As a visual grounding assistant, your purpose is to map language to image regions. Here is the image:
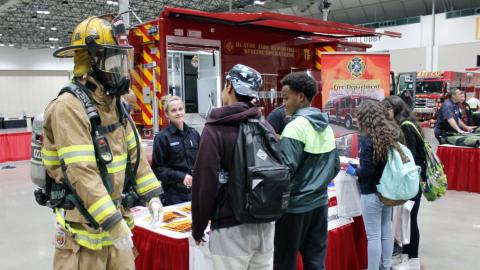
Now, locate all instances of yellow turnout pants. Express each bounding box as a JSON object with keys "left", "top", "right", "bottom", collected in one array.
[{"left": 53, "top": 228, "right": 136, "bottom": 270}]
